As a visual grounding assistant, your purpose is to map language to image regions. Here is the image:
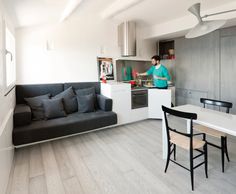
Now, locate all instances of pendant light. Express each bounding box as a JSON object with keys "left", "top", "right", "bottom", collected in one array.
[{"left": 185, "top": 3, "right": 236, "bottom": 39}]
